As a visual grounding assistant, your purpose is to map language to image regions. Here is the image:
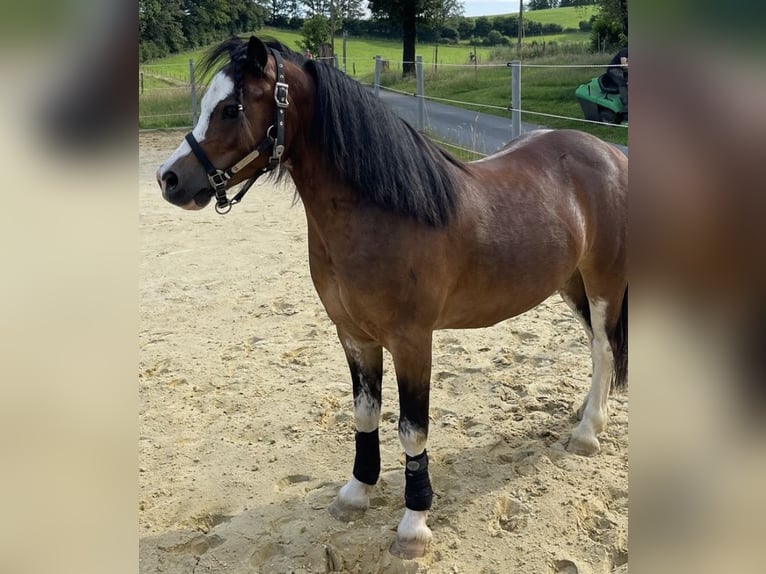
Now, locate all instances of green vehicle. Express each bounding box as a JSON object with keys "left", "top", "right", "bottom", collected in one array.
[{"left": 575, "top": 73, "right": 627, "bottom": 125}]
